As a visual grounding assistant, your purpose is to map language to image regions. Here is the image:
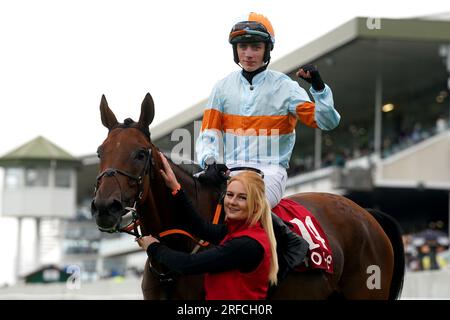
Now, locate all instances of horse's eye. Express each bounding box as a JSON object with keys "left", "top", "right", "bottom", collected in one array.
[{"left": 135, "top": 150, "right": 146, "bottom": 161}]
